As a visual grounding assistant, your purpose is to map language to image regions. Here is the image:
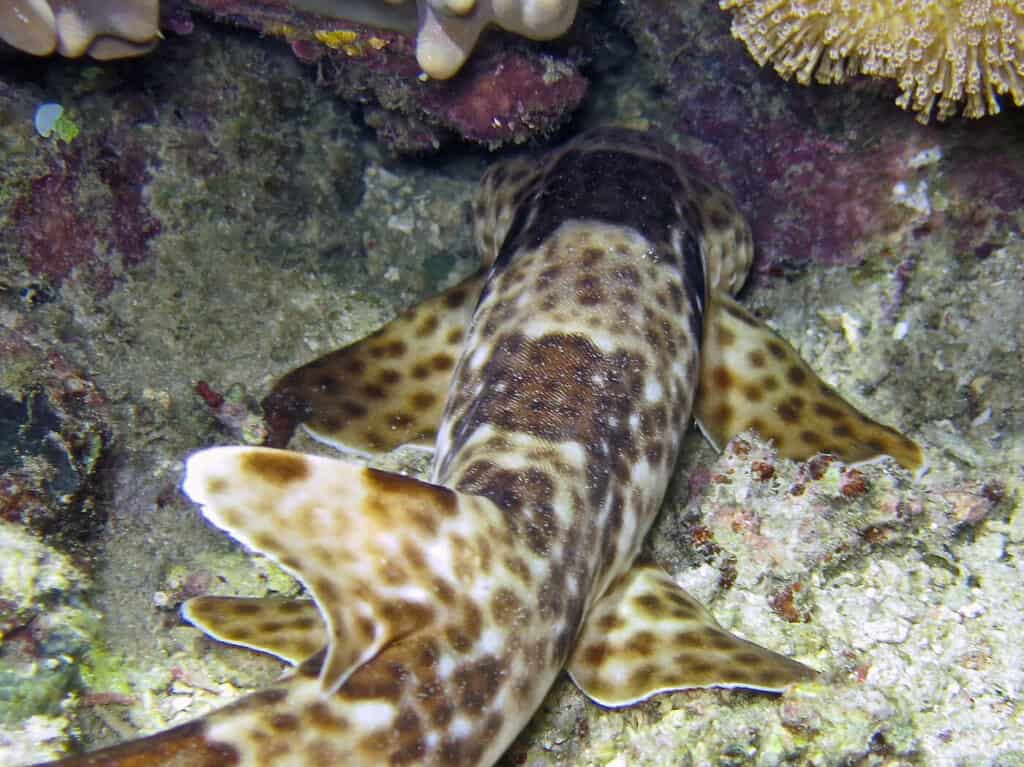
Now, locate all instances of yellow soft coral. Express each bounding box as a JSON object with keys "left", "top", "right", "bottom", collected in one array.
[{"left": 720, "top": 0, "right": 1024, "bottom": 121}]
